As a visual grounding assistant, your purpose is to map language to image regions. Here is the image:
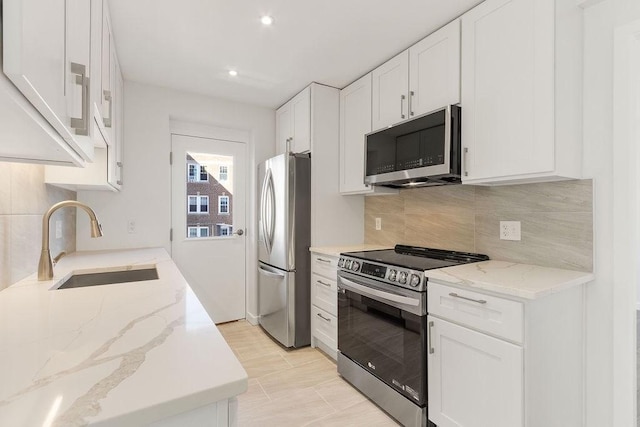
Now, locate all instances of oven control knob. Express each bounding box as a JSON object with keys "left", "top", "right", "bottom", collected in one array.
[
  {"left": 388, "top": 269, "right": 397, "bottom": 281},
  {"left": 410, "top": 274, "right": 421, "bottom": 287},
  {"left": 338, "top": 258, "right": 344, "bottom": 268},
  {"left": 398, "top": 271, "right": 407, "bottom": 284},
  {"left": 351, "top": 261, "right": 360, "bottom": 272}
]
